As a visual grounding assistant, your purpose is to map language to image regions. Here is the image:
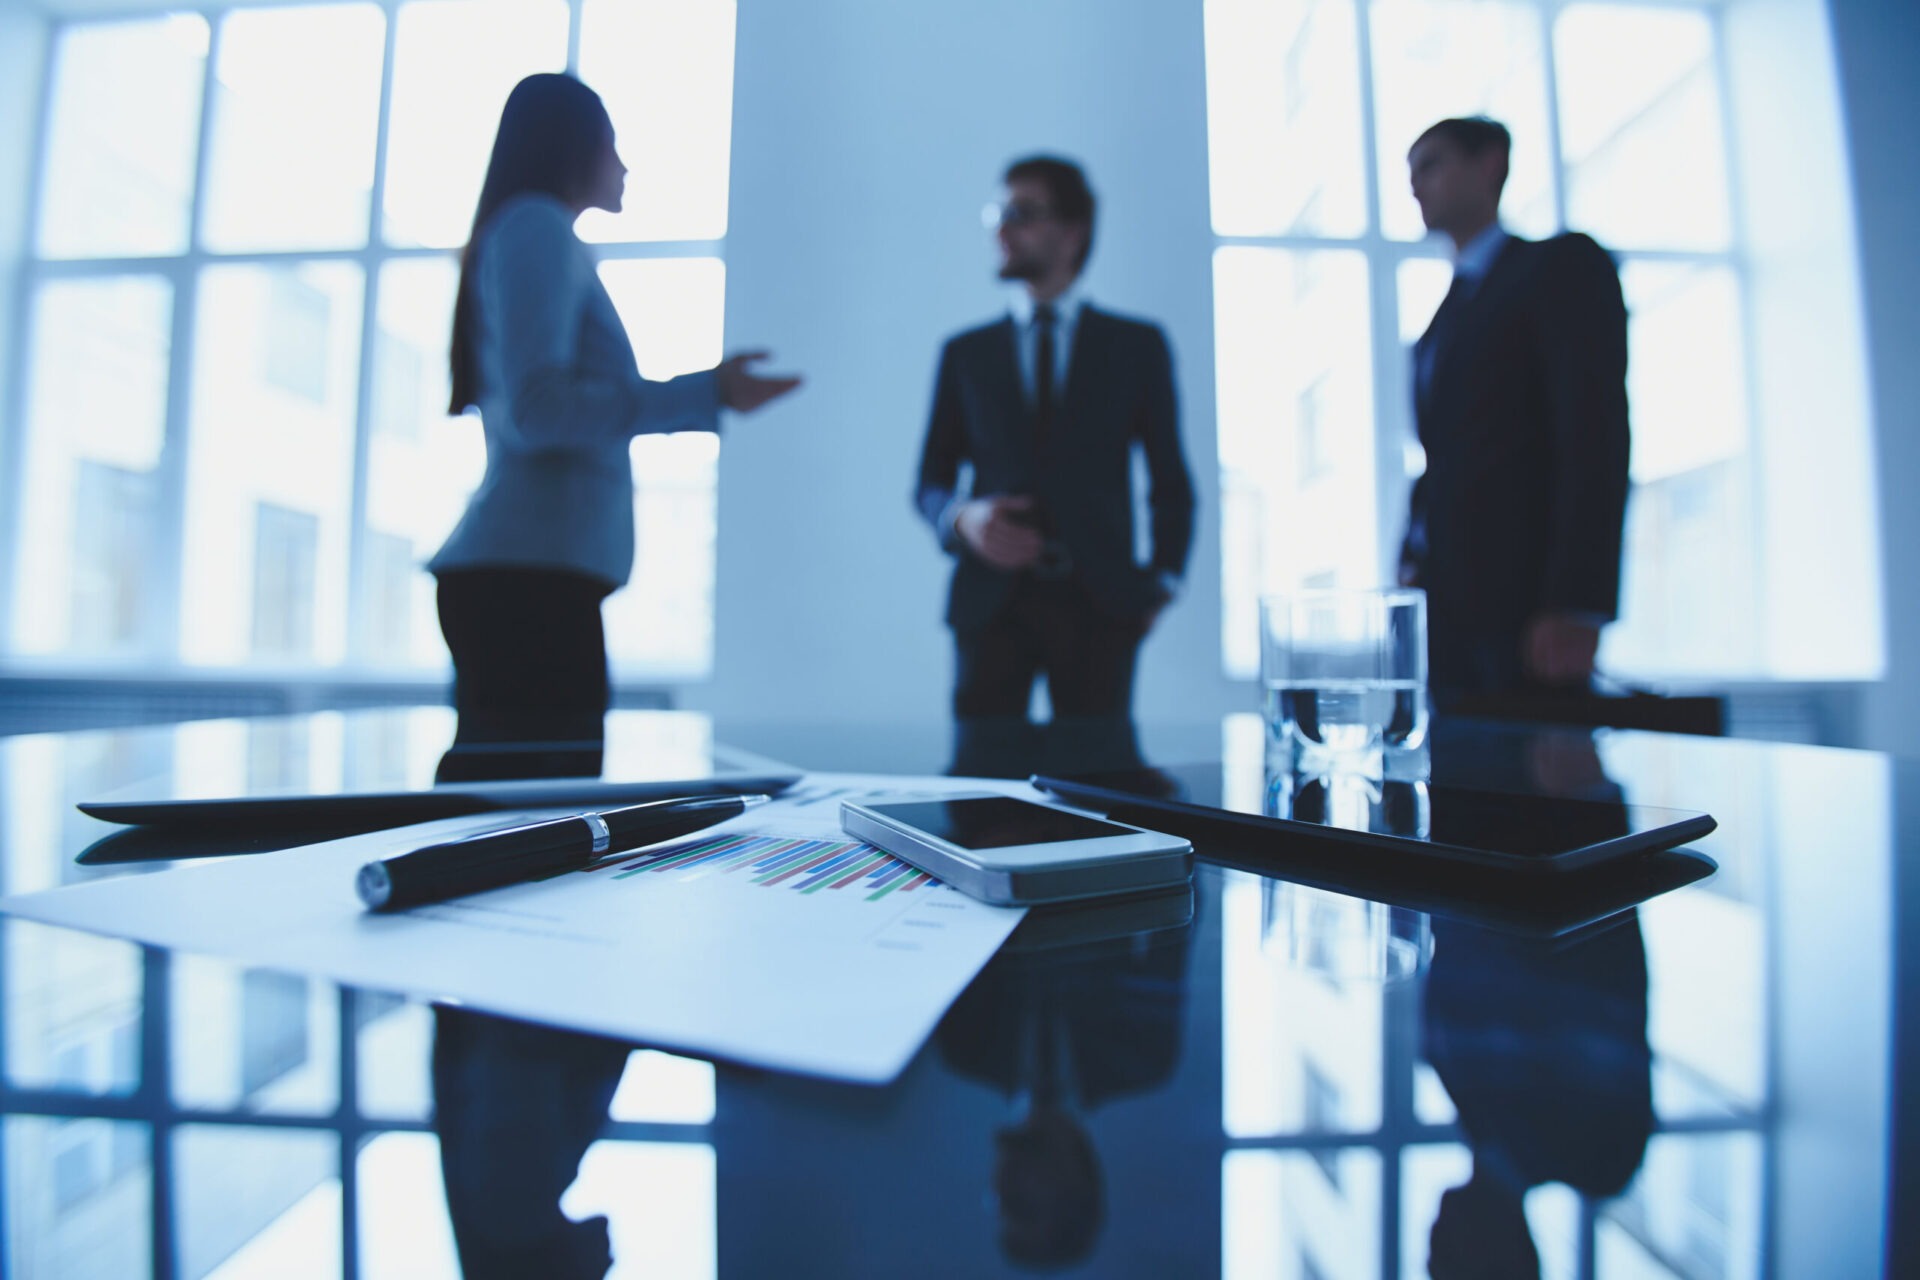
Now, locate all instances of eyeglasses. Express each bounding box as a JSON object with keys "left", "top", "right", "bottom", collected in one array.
[{"left": 981, "top": 200, "right": 1056, "bottom": 231}]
